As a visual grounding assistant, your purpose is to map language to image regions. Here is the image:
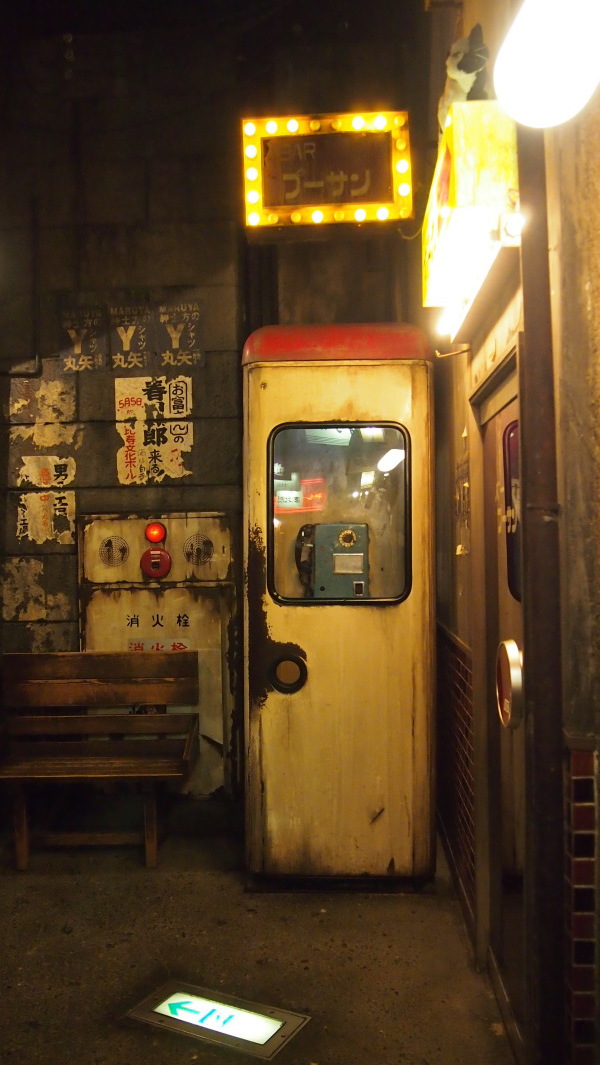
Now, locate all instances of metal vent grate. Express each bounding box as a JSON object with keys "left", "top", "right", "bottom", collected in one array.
[
  {"left": 183, "top": 533, "right": 214, "bottom": 566},
  {"left": 99, "top": 536, "right": 129, "bottom": 566}
]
